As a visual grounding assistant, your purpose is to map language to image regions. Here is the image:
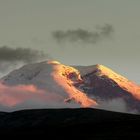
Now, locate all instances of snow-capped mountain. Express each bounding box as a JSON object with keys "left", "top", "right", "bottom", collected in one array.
[
  {"left": 1, "top": 60, "right": 140, "bottom": 113},
  {"left": 0, "top": 60, "right": 96, "bottom": 111}
]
